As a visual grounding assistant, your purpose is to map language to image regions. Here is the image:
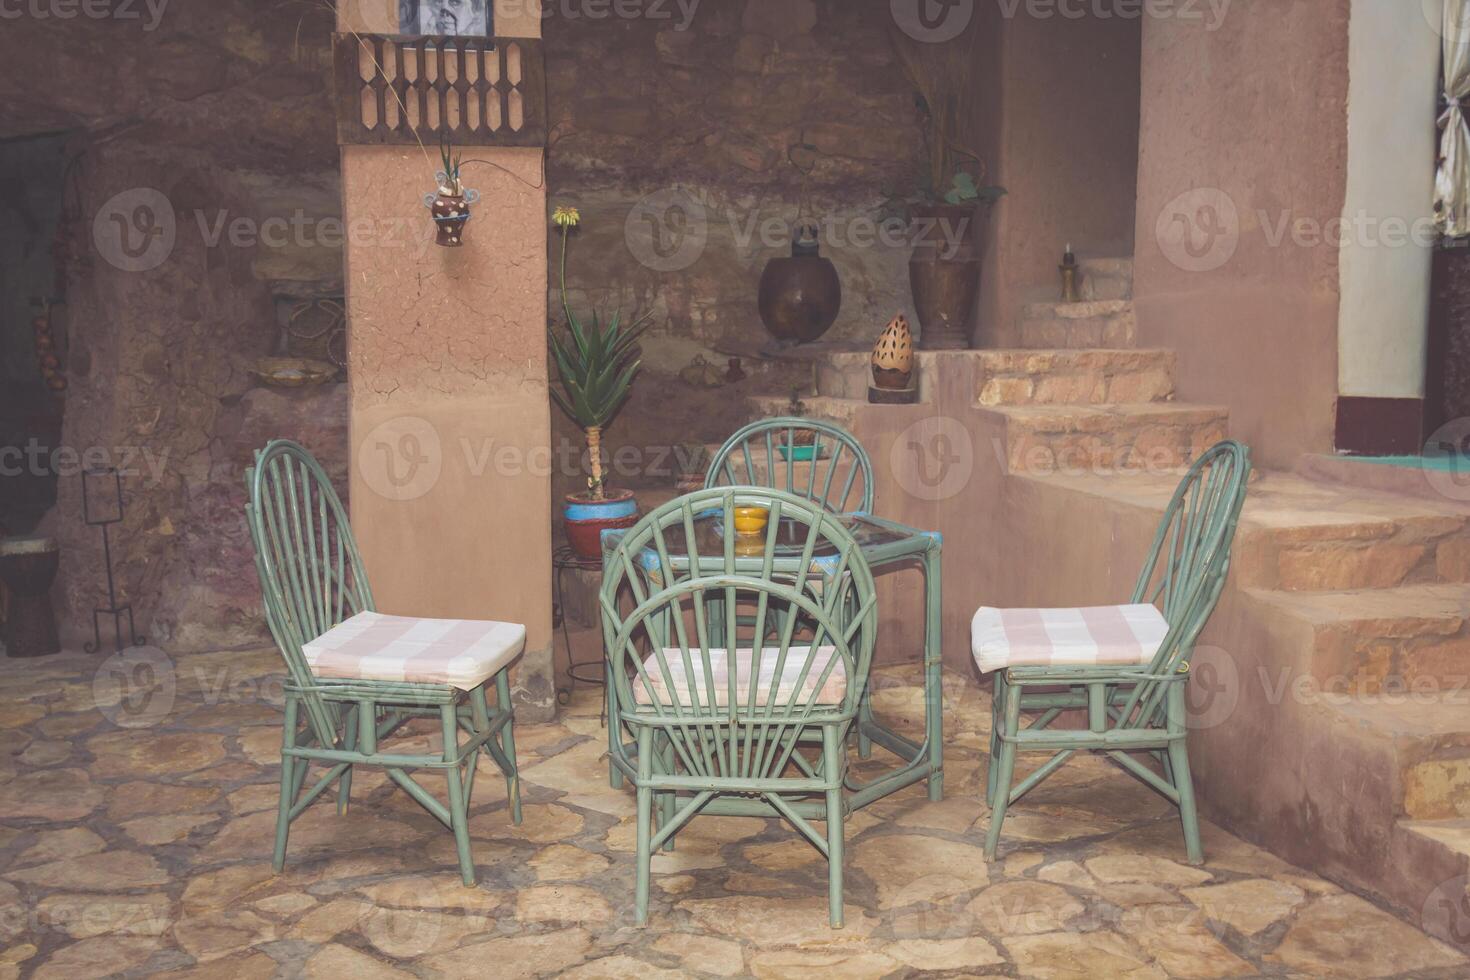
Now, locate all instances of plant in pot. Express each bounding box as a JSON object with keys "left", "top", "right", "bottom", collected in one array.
[
  {"left": 778, "top": 387, "right": 826, "bottom": 461},
  {"left": 549, "top": 205, "right": 652, "bottom": 559},
  {"left": 887, "top": 49, "right": 1005, "bottom": 350},
  {"left": 424, "top": 134, "right": 480, "bottom": 248}
]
